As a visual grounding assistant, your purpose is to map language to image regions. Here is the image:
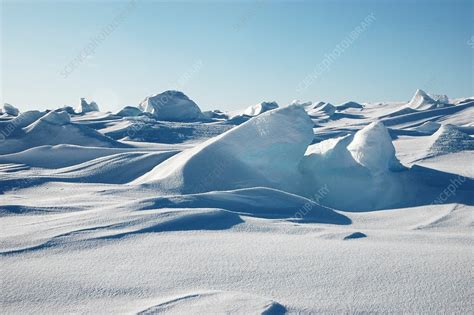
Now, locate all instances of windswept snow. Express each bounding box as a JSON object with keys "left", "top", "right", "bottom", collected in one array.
[
  {"left": 133, "top": 105, "right": 314, "bottom": 194},
  {"left": 1, "top": 90, "right": 473, "bottom": 313}
]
